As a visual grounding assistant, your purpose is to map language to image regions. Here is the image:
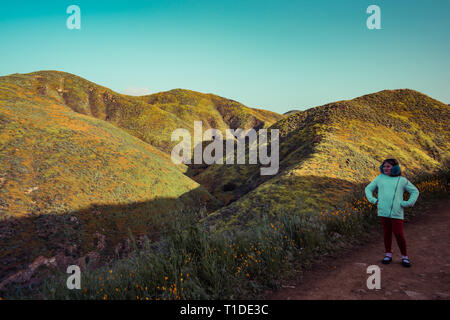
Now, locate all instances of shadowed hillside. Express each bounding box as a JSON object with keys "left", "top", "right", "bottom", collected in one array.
[
  {"left": 199, "top": 89, "right": 450, "bottom": 233},
  {"left": 0, "top": 190, "right": 211, "bottom": 287},
  {"left": 0, "top": 71, "right": 283, "bottom": 154}
]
